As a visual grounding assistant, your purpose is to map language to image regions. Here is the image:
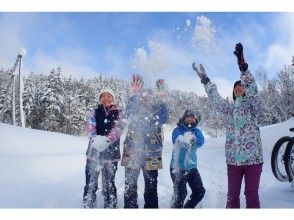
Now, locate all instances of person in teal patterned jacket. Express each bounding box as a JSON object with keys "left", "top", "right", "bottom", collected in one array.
[{"left": 192, "top": 43, "right": 263, "bottom": 208}]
